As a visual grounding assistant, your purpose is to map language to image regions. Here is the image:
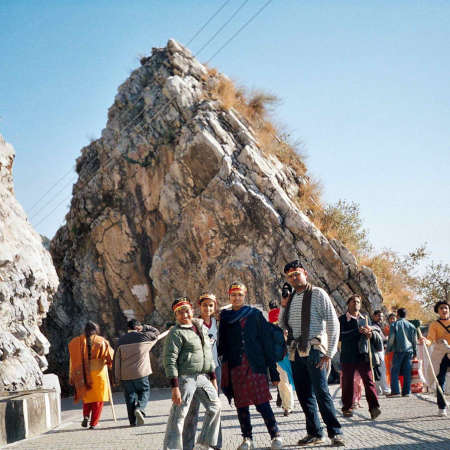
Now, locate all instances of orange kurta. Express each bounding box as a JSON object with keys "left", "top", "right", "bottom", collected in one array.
[
  {"left": 427, "top": 319, "right": 450, "bottom": 343},
  {"left": 68, "top": 334, "right": 114, "bottom": 403}
]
